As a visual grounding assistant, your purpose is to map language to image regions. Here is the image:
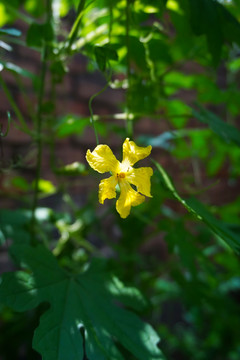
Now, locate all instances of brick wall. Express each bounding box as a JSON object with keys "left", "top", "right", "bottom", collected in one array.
[{"left": 0, "top": 17, "right": 239, "bottom": 214}]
